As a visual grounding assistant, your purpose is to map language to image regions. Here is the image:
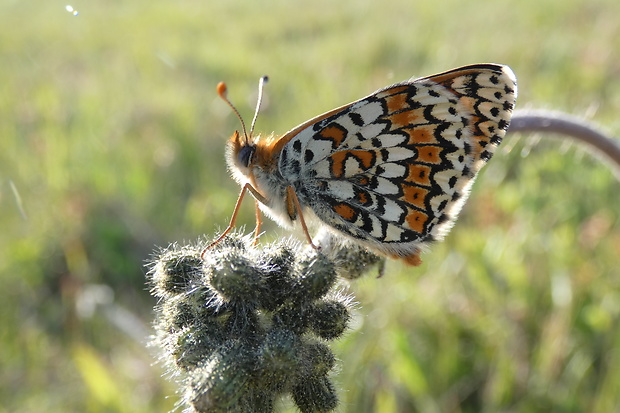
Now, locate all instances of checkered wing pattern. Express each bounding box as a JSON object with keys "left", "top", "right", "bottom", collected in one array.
[{"left": 279, "top": 64, "right": 517, "bottom": 260}]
